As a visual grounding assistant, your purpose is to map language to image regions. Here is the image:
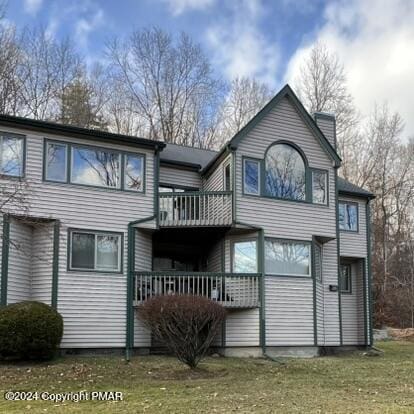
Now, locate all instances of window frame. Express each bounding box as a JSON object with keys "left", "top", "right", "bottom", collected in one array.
[
  {"left": 338, "top": 200, "right": 359, "bottom": 232},
  {"left": 223, "top": 161, "right": 232, "bottom": 191},
  {"left": 242, "top": 156, "right": 261, "bottom": 196},
  {"left": 0, "top": 132, "right": 26, "bottom": 178},
  {"left": 340, "top": 264, "right": 352, "bottom": 294},
  {"left": 68, "top": 228, "right": 123, "bottom": 273},
  {"left": 264, "top": 237, "right": 312, "bottom": 278},
  {"left": 311, "top": 168, "right": 329, "bottom": 206},
  {"left": 231, "top": 238, "right": 258, "bottom": 274},
  {"left": 43, "top": 139, "right": 146, "bottom": 193},
  {"left": 44, "top": 141, "right": 68, "bottom": 183}
]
